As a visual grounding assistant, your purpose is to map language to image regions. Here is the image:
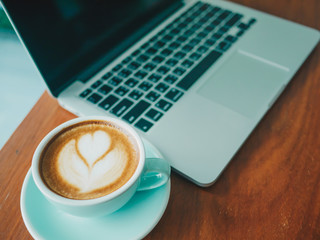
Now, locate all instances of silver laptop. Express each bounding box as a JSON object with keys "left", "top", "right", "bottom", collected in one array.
[{"left": 2, "top": 0, "right": 319, "bottom": 186}]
